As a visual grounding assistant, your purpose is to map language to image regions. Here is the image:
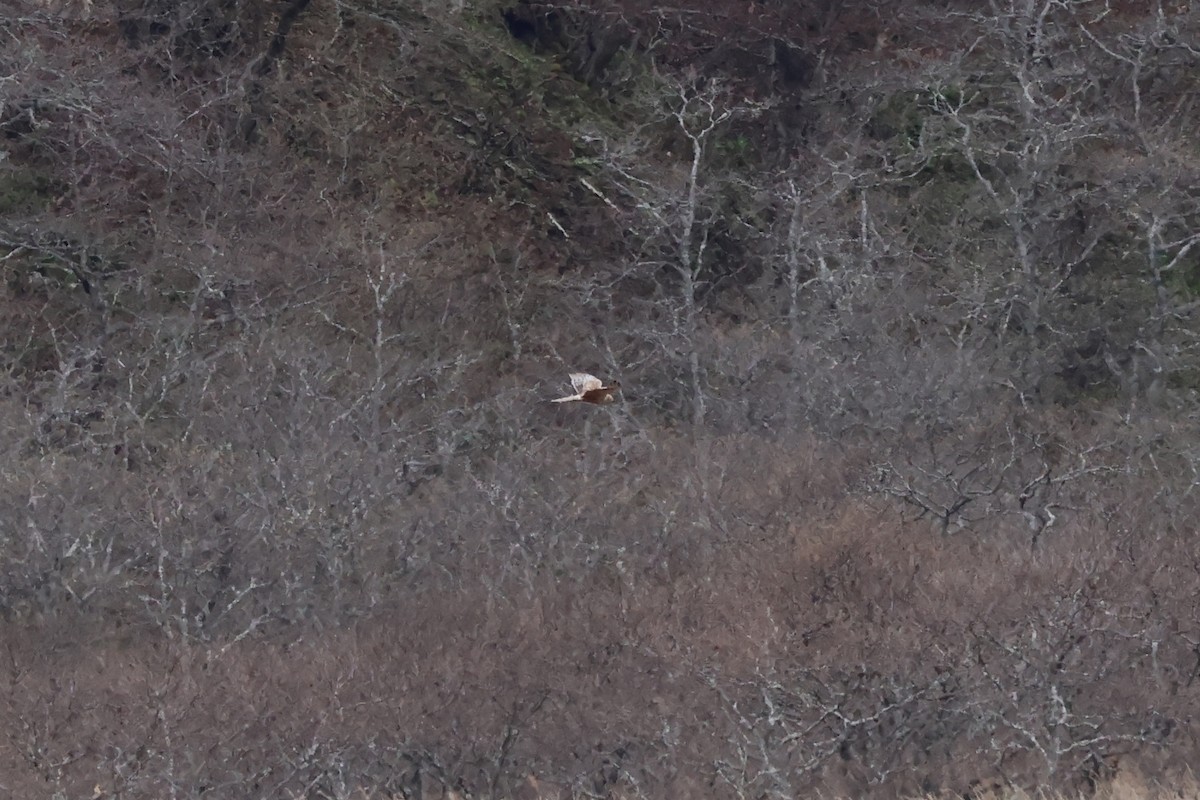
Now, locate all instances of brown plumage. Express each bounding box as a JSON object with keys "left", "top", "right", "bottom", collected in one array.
[{"left": 551, "top": 372, "right": 621, "bottom": 405}]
